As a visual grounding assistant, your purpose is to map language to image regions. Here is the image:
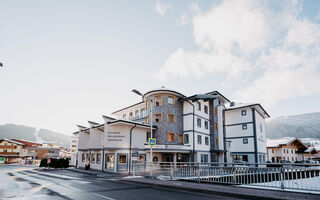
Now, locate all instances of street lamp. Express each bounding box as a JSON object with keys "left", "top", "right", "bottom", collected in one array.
[{"left": 132, "top": 89, "right": 153, "bottom": 174}]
